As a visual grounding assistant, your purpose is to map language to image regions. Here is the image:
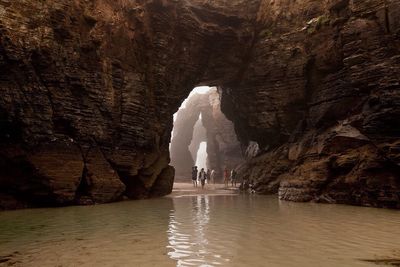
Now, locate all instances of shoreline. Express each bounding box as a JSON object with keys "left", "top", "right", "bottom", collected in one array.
[{"left": 167, "top": 182, "right": 239, "bottom": 198}]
